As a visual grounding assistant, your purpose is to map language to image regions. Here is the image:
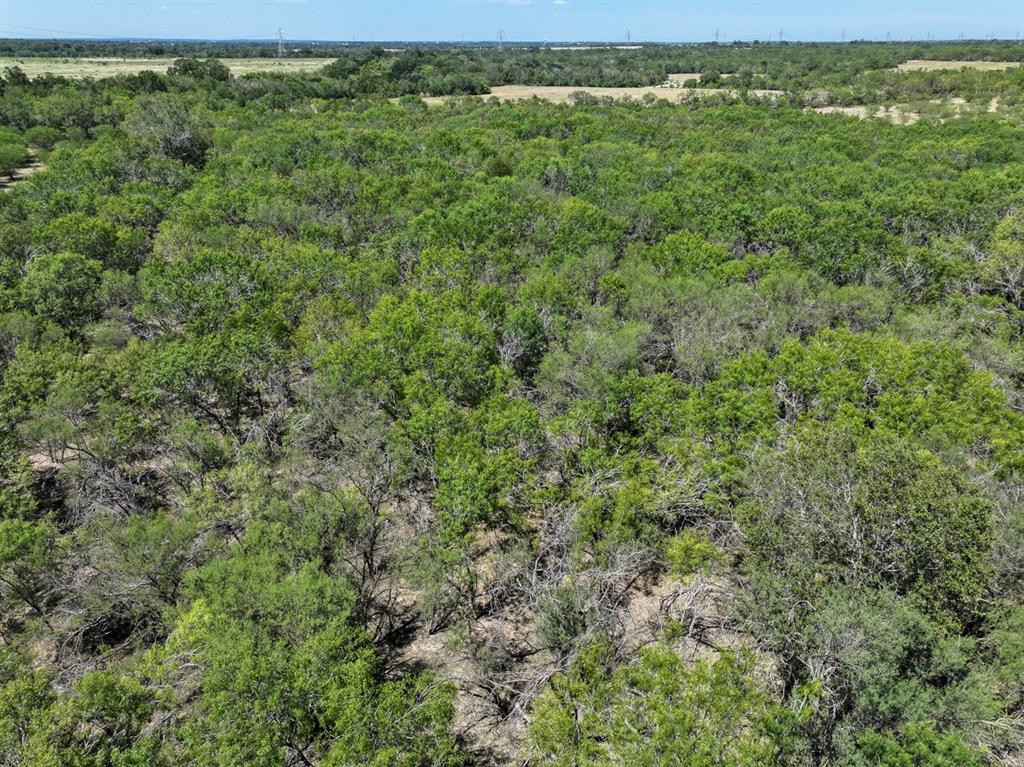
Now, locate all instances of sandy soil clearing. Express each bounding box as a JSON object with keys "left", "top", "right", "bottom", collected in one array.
[{"left": 810, "top": 104, "right": 920, "bottom": 125}]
